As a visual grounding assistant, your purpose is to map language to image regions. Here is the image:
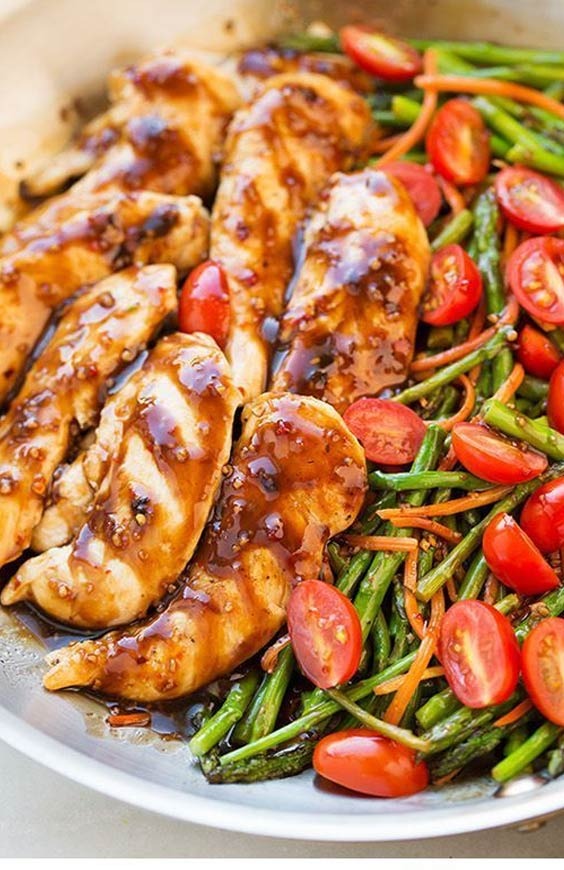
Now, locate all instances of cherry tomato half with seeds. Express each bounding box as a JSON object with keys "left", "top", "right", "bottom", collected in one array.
[
  {"left": 343, "top": 397, "right": 427, "bottom": 465},
  {"left": 495, "top": 166, "right": 564, "bottom": 235},
  {"left": 452, "top": 422, "right": 548, "bottom": 484},
  {"left": 521, "top": 476, "right": 564, "bottom": 554},
  {"left": 439, "top": 600, "right": 521, "bottom": 709},
  {"left": 522, "top": 617, "right": 564, "bottom": 726},
  {"left": 426, "top": 99, "right": 490, "bottom": 186},
  {"left": 483, "top": 512, "right": 560, "bottom": 597},
  {"left": 516, "top": 324, "right": 561, "bottom": 380},
  {"left": 313, "top": 729, "right": 429, "bottom": 798},
  {"left": 383, "top": 161, "right": 442, "bottom": 227},
  {"left": 340, "top": 26, "right": 422, "bottom": 82},
  {"left": 421, "top": 244, "right": 482, "bottom": 326},
  {"left": 548, "top": 360, "right": 564, "bottom": 434},
  {"left": 287, "top": 579, "right": 362, "bottom": 689},
  {"left": 178, "top": 259, "right": 230, "bottom": 347},
  {"left": 507, "top": 237, "right": 564, "bottom": 325}
]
